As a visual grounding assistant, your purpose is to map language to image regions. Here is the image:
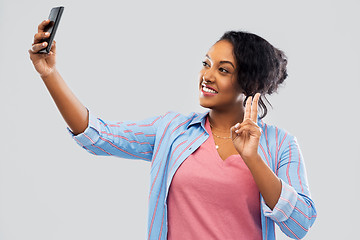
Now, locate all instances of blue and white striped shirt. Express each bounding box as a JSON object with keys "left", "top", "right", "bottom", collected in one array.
[{"left": 68, "top": 110, "right": 317, "bottom": 240}]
